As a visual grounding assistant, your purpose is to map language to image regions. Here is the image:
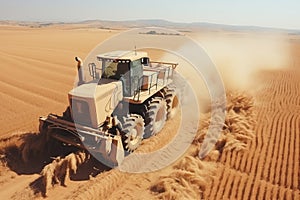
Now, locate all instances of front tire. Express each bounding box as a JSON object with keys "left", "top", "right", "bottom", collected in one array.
[
  {"left": 122, "top": 114, "right": 145, "bottom": 152},
  {"left": 144, "top": 97, "right": 167, "bottom": 138}
]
